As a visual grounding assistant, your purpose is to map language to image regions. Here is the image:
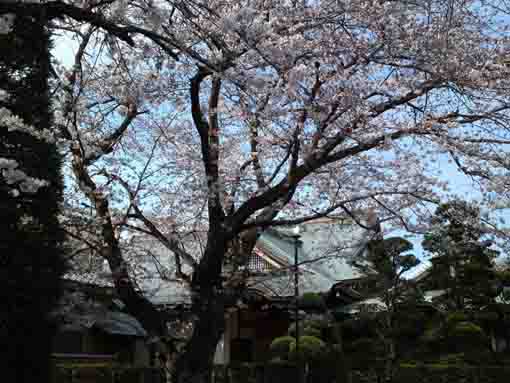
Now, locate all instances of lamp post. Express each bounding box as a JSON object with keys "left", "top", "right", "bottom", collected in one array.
[{"left": 291, "top": 226, "right": 302, "bottom": 383}]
